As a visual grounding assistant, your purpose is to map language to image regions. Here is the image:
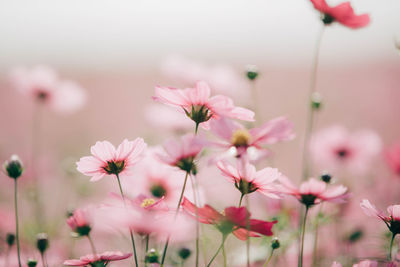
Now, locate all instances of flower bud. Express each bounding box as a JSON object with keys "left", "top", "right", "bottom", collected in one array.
[
  {"left": 320, "top": 172, "right": 332, "bottom": 184},
  {"left": 348, "top": 228, "right": 363, "bottom": 243},
  {"left": 27, "top": 259, "right": 38, "bottom": 267},
  {"left": 321, "top": 13, "right": 335, "bottom": 25},
  {"left": 6, "top": 232, "right": 15, "bottom": 247},
  {"left": 311, "top": 92, "right": 322, "bottom": 110},
  {"left": 246, "top": 65, "right": 259, "bottom": 81},
  {"left": 36, "top": 233, "right": 49, "bottom": 254},
  {"left": 145, "top": 248, "right": 159, "bottom": 264},
  {"left": 3, "top": 155, "right": 23, "bottom": 179},
  {"left": 271, "top": 237, "right": 280, "bottom": 250},
  {"left": 178, "top": 247, "right": 191, "bottom": 260}
]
